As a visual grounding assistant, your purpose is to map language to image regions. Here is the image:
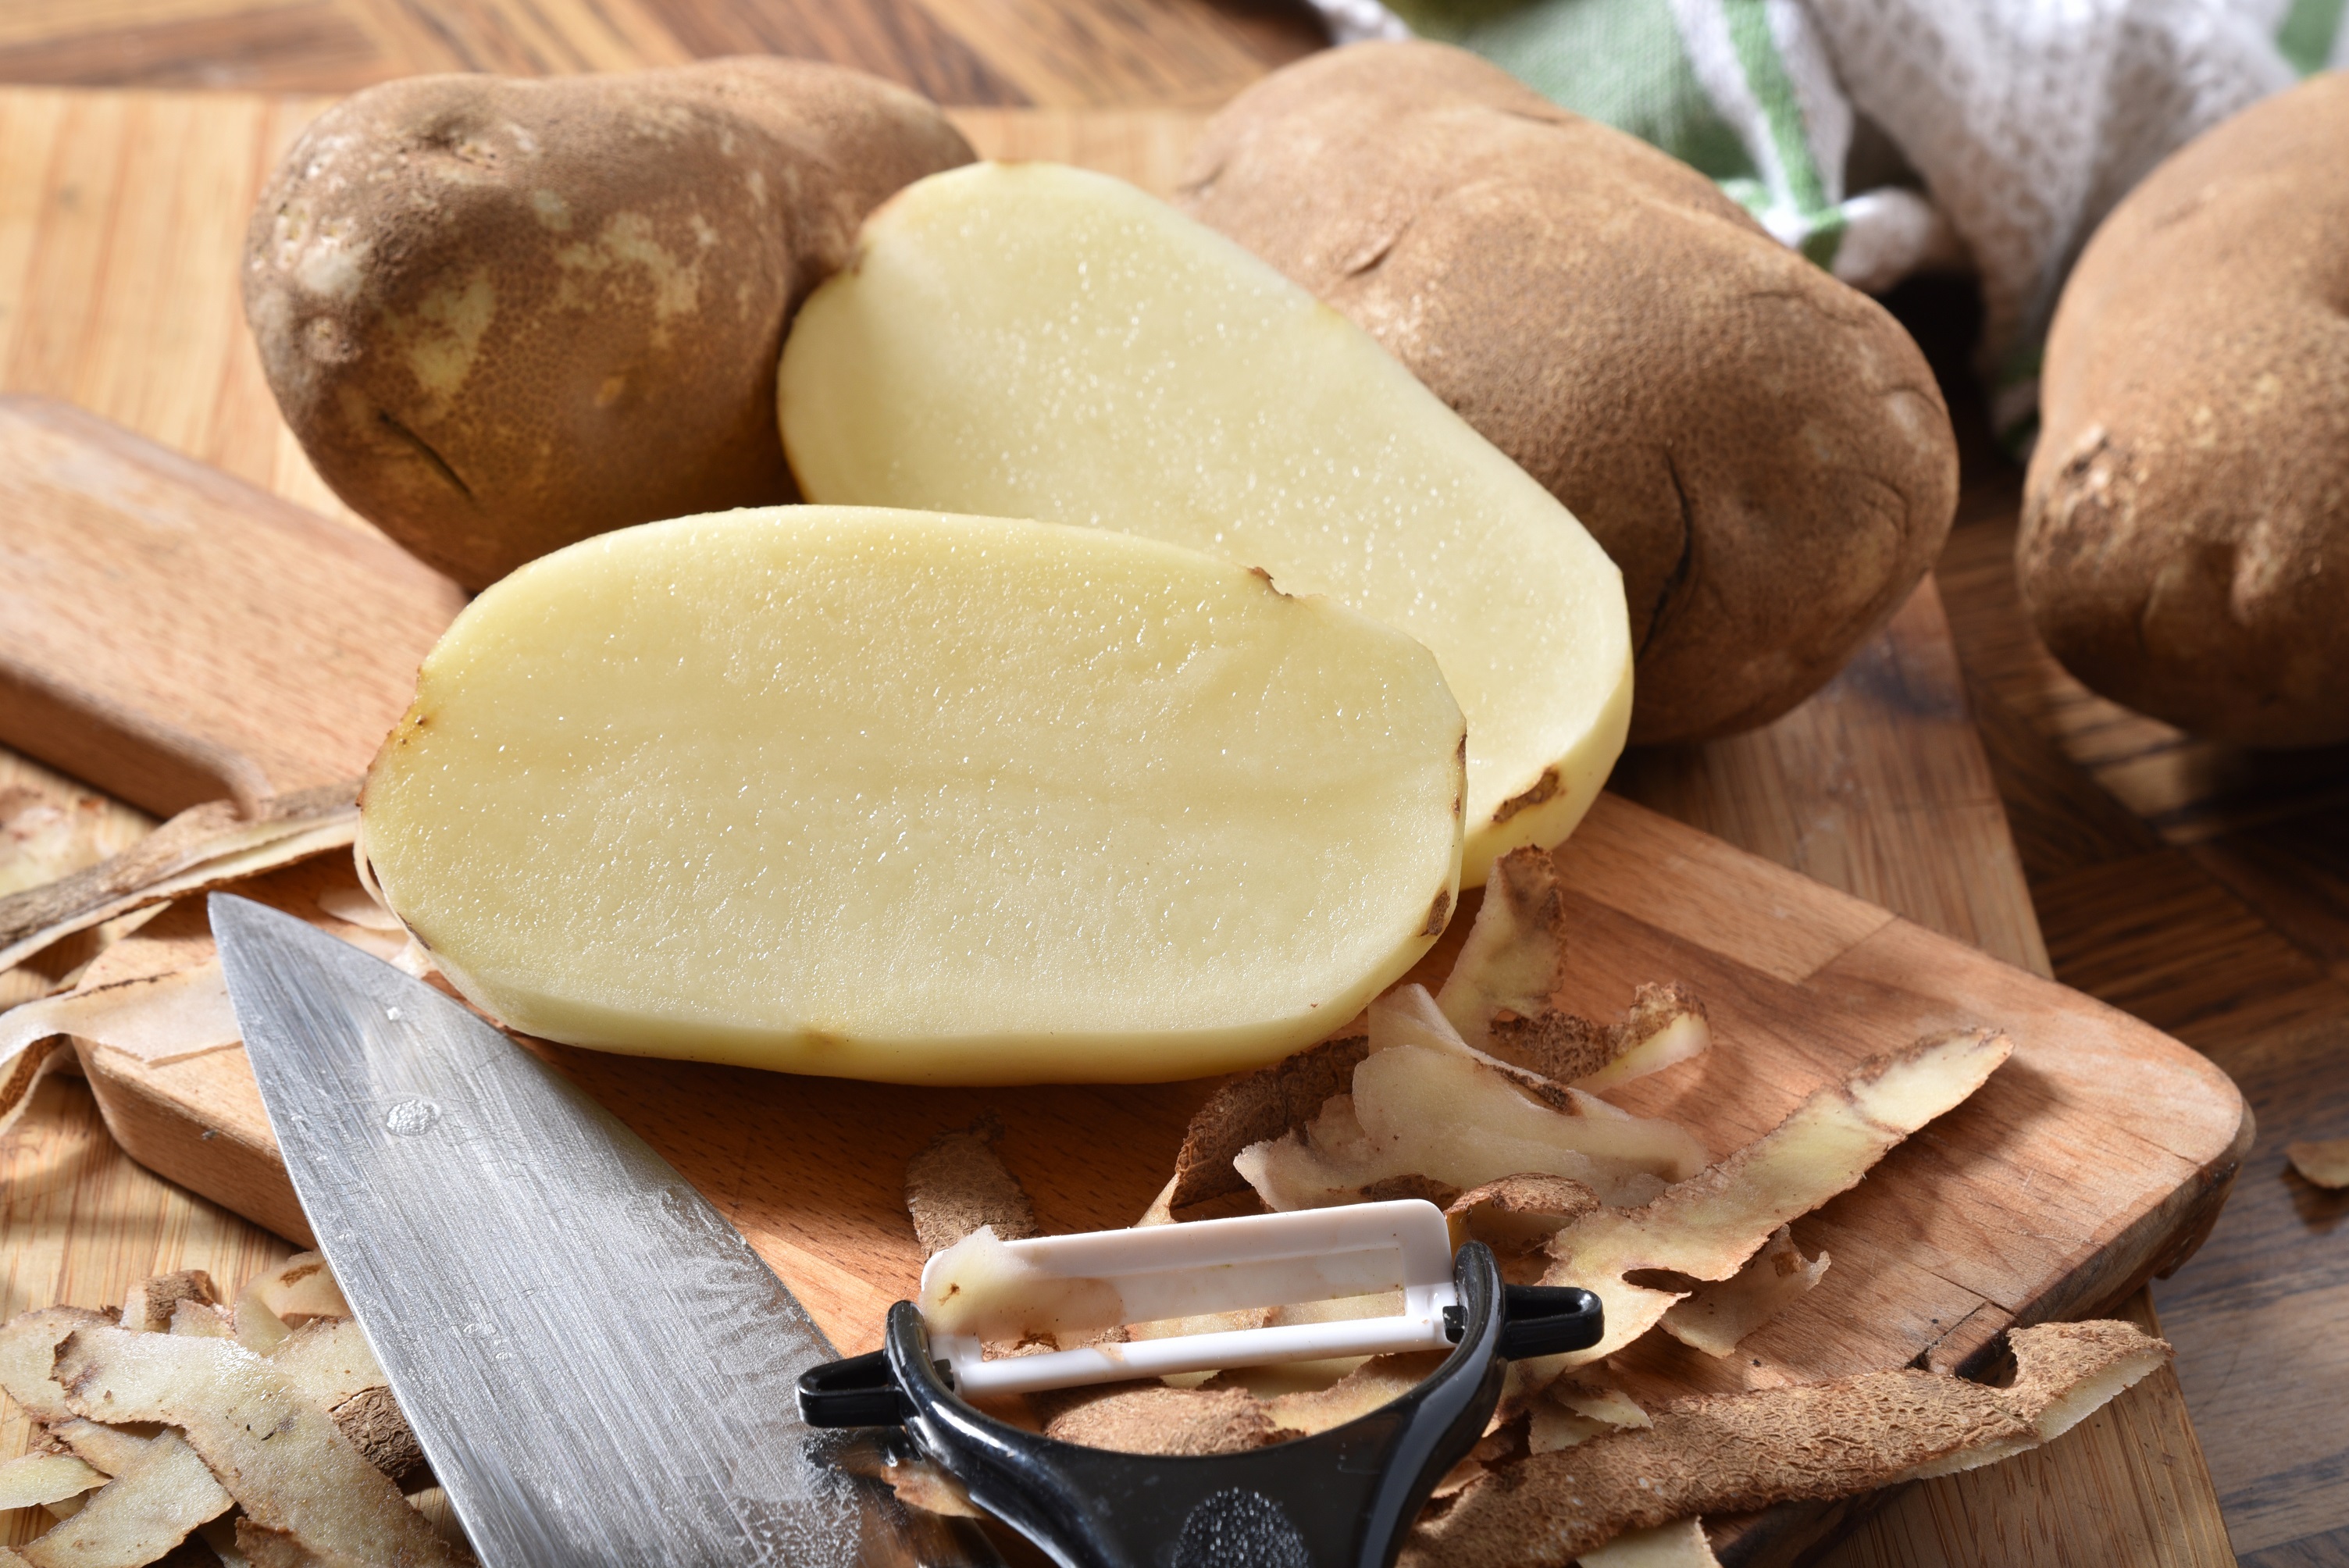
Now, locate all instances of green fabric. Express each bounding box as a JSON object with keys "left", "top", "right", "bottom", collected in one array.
[
  {"left": 1720, "top": 0, "right": 1842, "bottom": 268},
  {"left": 1392, "top": 0, "right": 1857, "bottom": 268},
  {"left": 1382, "top": 0, "right": 2313, "bottom": 454},
  {"left": 1794, "top": 208, "right": 1846, "bottom": 269},
  {"left": 1385, "top": 0, "right": 1756, "bottom": 180},
  {"left": 1723, "top": 0, "right": 1820, "bottom": 208},
  {"left": 2277, "top": 0, "right": 2347, "bottom": 74}
]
